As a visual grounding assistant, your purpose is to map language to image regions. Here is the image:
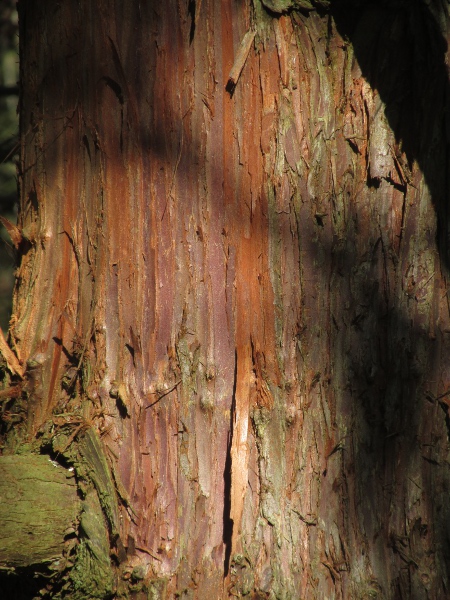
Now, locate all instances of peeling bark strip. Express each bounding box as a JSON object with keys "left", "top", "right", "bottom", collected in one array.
[
  {"left": 229, "top": 343, "right": 252, "bottom": 555},
  {"left": 226, "top": 29, "right": 256, "bottom": 94},
  {"left": 7, "top": 0, "right": 450, "bottom": 597},
  {"left": 0, "top": 216, "right": 23, "bottom": 249},
  {"left": 0, "top": 329, "right": 23, "bottom": 378}
]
